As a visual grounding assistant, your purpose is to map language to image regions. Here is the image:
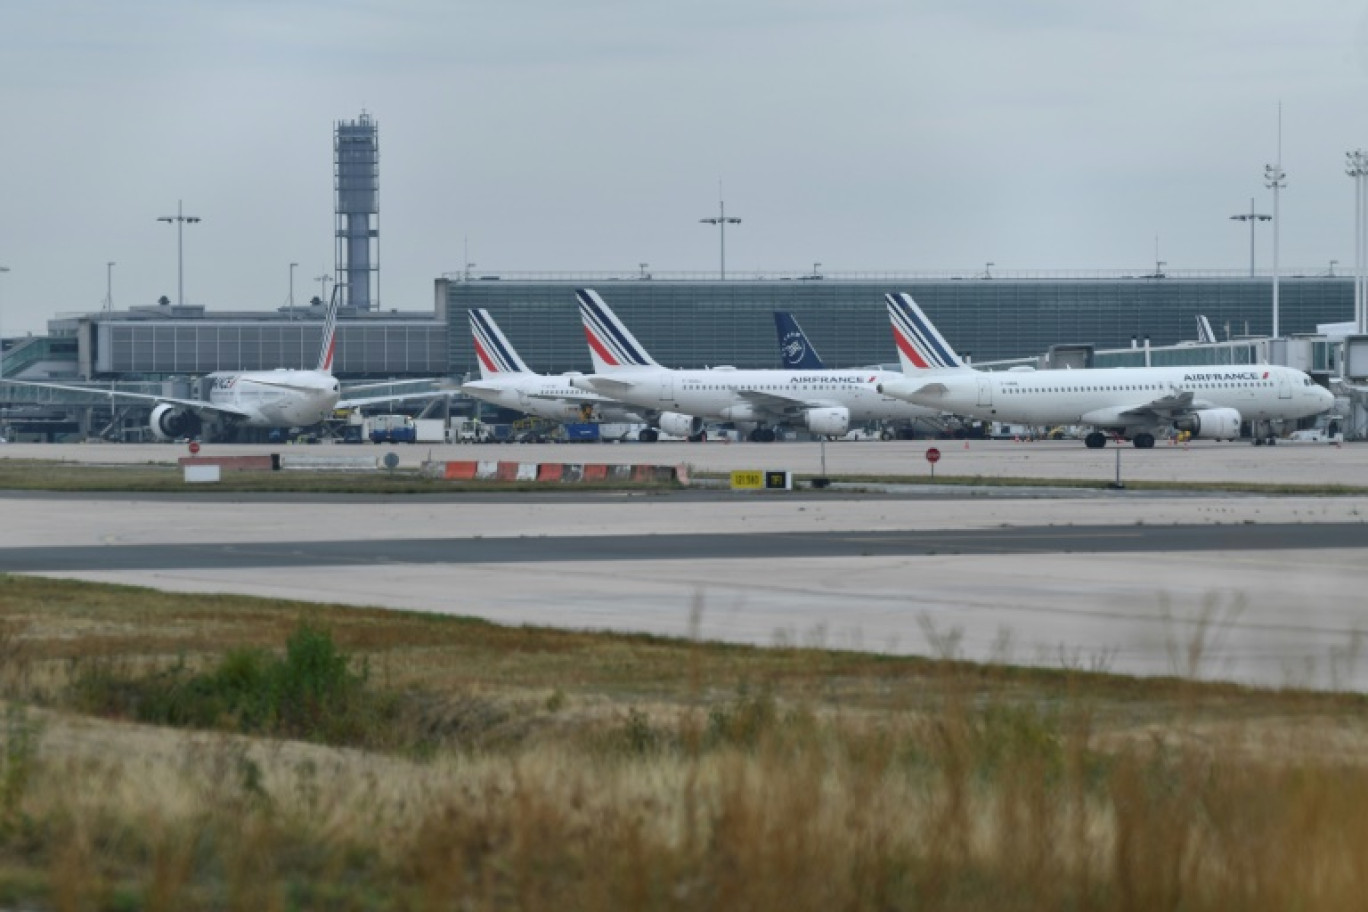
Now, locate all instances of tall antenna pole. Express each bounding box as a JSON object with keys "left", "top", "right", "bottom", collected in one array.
[
  {"left": 105, "top": 261, "right": 115, "bottom": 314},
  {"left": 1264, "top": 103, "right": 1286, "bottom": 339},
  {"left": 699, "top": 183, "right": 742, "bottom": 280}
]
